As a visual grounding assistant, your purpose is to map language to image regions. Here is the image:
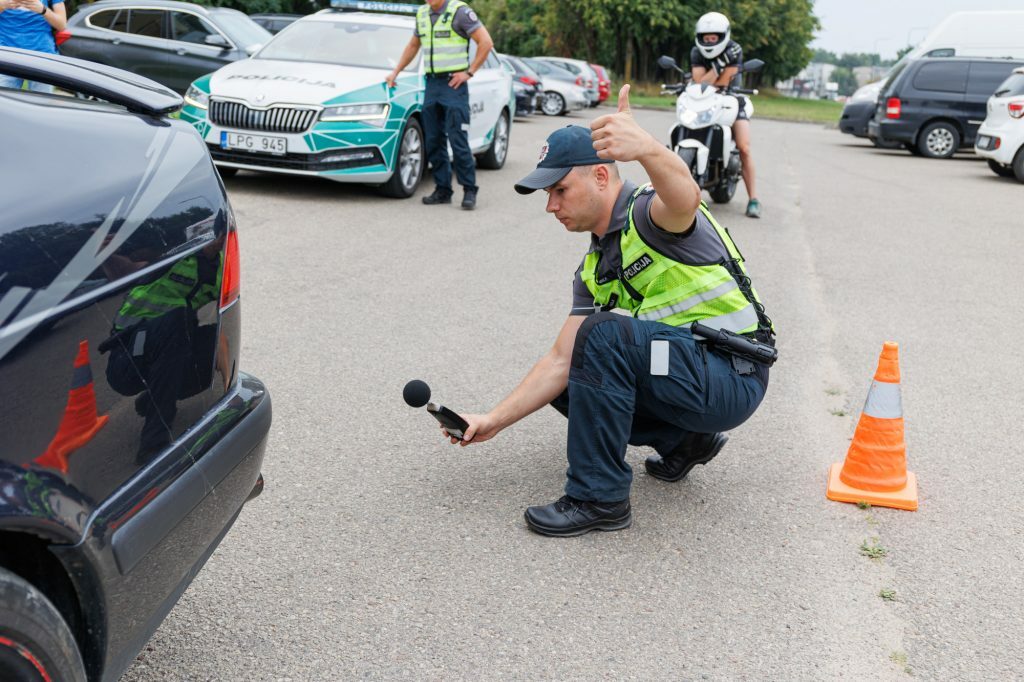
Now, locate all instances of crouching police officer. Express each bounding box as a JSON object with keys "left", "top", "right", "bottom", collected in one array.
[
  {"left": 444, "top": 86, "right": 774, "bottom": 536},
  {"left": 386, "top": 0, "right": 494, "bottom": 210}
]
